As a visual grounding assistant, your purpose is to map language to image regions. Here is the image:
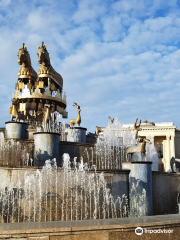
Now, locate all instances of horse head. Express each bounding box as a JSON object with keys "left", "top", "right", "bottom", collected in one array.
[
  {"left": 17, "top": 43, "right": 31, "bottom": 67},
  {"left": 37, "top": 41, "right": 50, "bottom": 65}
]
